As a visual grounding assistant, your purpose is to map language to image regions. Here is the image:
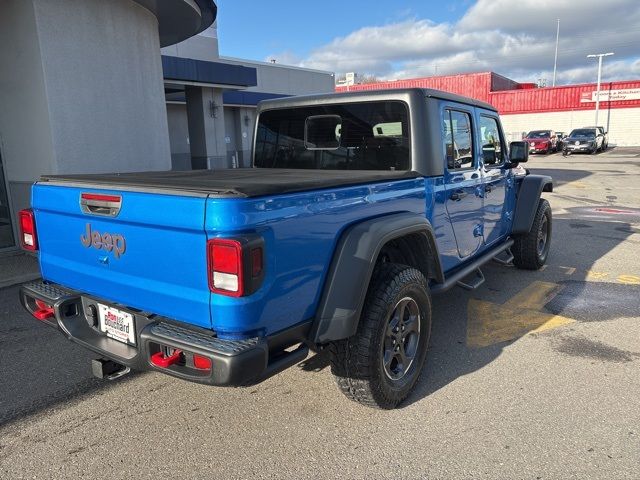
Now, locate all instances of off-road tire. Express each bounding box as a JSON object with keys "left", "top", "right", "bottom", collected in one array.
[
  {"left": 513, "top": 198, "right": 552, "bottom": 270},
  {"left": 328, "top": 263, "right": 431, "bottom": 409}
]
